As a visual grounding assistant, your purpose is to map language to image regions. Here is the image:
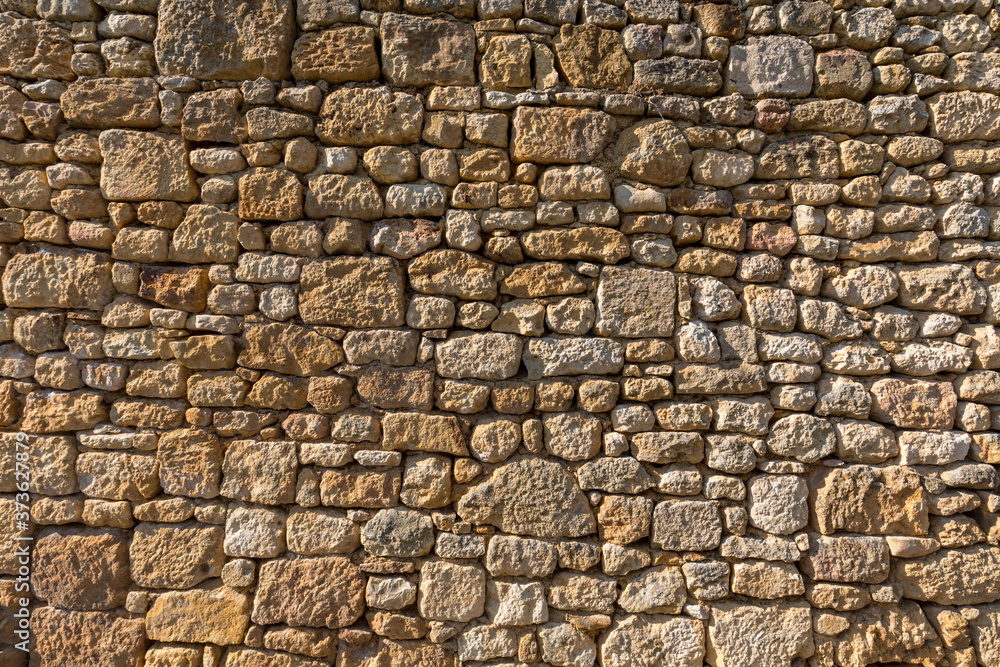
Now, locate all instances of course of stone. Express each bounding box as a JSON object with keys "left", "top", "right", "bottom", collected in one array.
[{"left": 2, "top": 0, "right": 1000, "bottom": 664}]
